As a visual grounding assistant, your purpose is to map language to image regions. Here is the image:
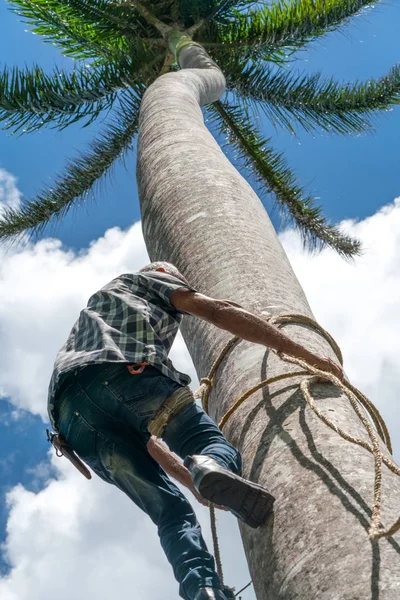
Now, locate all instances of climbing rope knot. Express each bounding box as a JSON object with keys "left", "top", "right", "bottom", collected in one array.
[{"left": 195, "top": 377, "right": 213, "bottom": 412}]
